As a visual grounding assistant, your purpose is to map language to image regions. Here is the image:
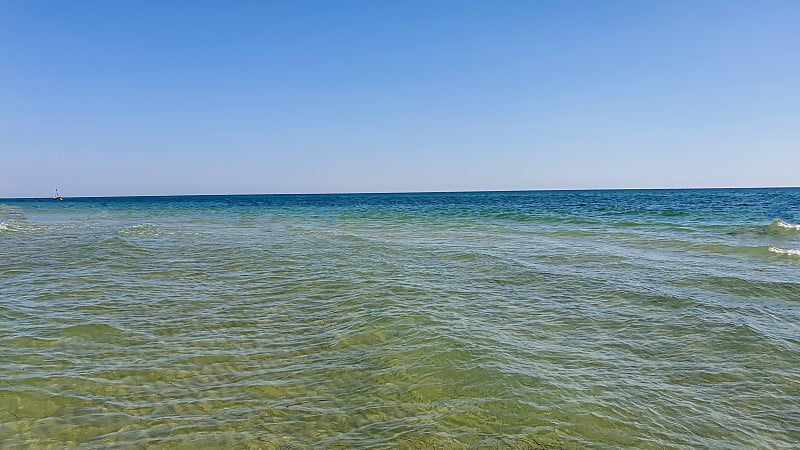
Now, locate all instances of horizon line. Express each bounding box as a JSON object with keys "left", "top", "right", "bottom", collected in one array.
[{"left": 3, "top": 185, "right": 799, "bottom": 201}]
